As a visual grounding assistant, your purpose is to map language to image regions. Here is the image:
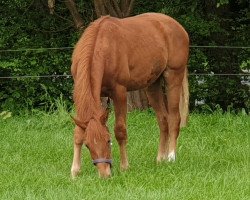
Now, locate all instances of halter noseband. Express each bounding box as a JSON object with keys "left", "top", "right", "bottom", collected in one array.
[{"left": 92, "top": 158, "right": 112, "bottom": 166}]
